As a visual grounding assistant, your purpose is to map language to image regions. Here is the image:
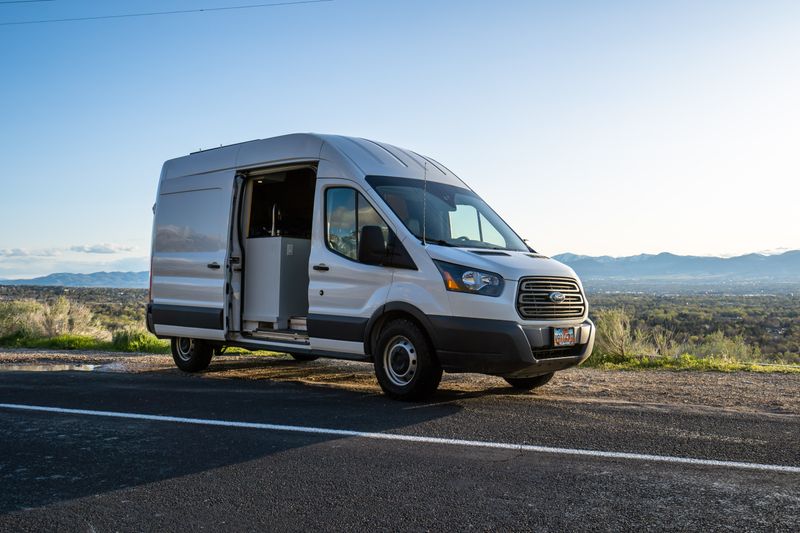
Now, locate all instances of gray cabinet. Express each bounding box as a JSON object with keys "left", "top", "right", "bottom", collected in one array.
[{"left": 243, "top": 237, "right": 310, "bottom": 330}]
